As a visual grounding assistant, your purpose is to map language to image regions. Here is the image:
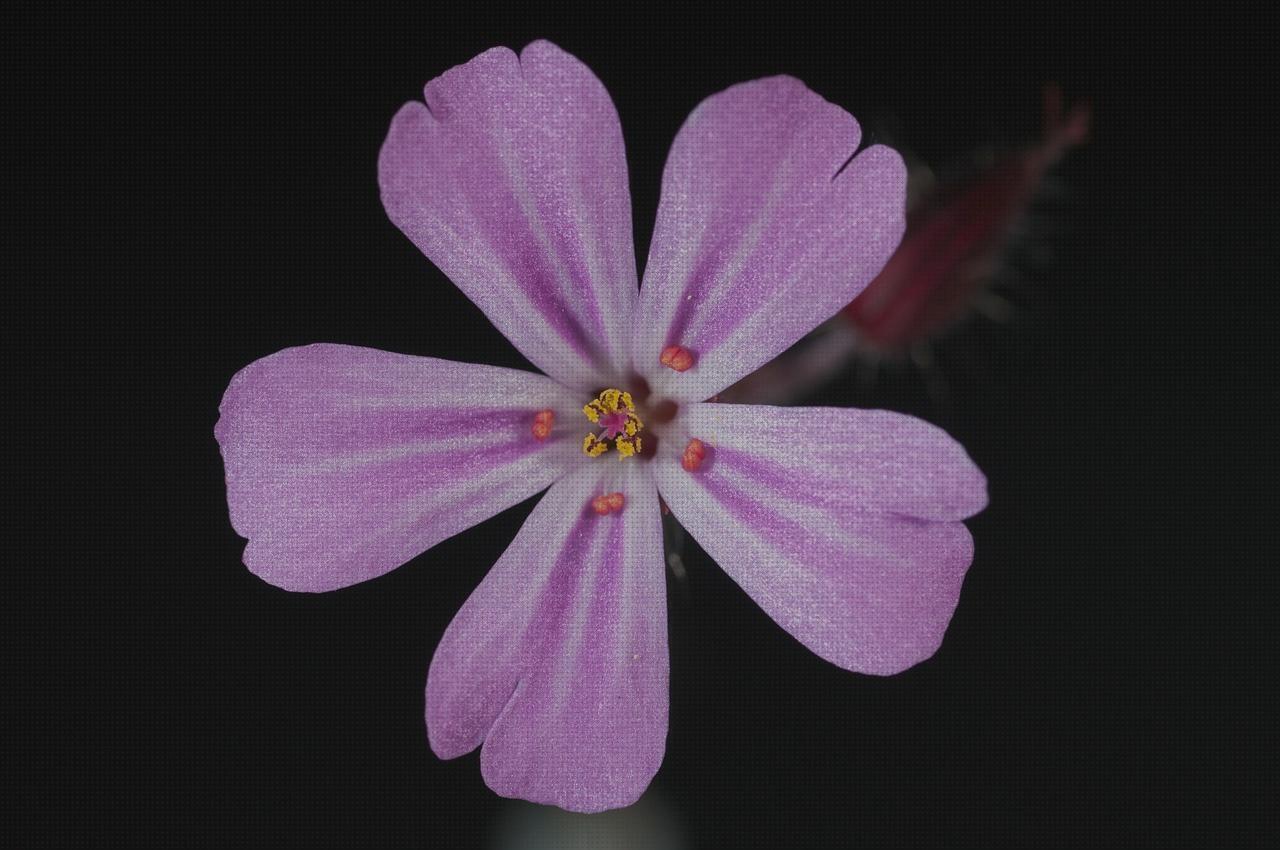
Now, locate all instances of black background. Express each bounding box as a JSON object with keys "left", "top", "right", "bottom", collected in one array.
[{"left": 24, "top": 4, "right": 1272, "bottom": 847}]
